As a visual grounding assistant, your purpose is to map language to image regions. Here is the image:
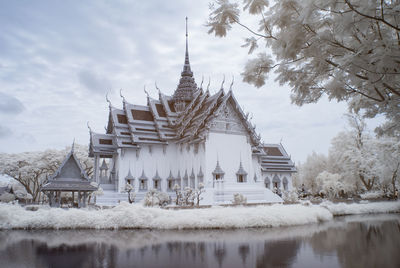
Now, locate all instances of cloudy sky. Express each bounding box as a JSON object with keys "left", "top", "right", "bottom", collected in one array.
[{"left": 0, "top": 0, "right": 383, "bottom": 163}]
